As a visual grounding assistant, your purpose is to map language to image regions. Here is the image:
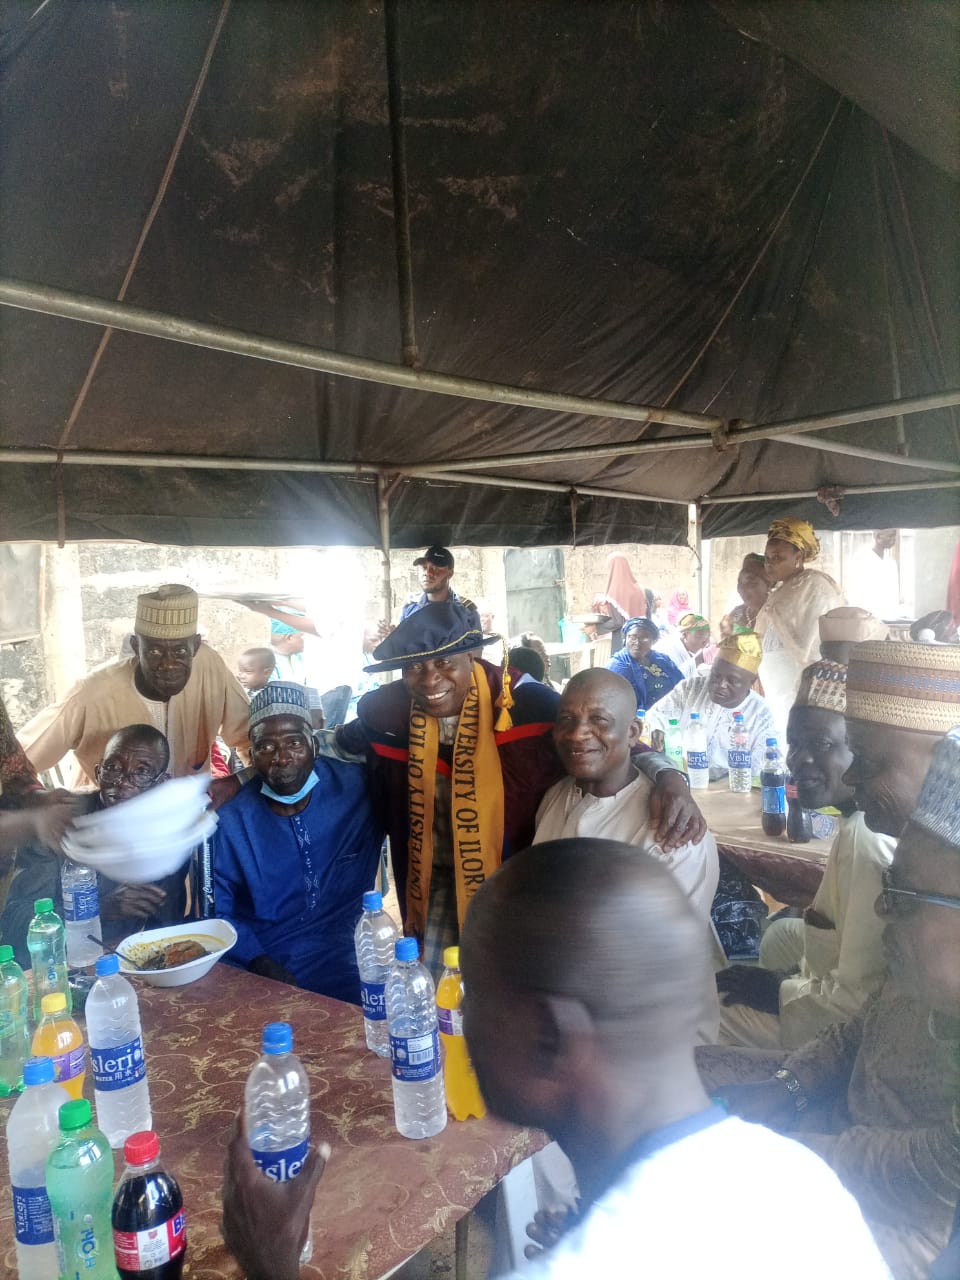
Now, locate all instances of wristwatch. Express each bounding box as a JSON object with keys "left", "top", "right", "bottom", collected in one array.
[{"left": 774, "top": 1068, "right": 808, "bottom": 1112}]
